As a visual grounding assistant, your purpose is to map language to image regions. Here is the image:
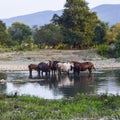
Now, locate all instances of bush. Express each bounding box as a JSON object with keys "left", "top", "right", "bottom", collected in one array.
[
  {"left": 0, "top": 72, "right": 7, "bottom": 80},
  {"left": 55, "top": 43, "right": 70, "bottom": 49},
  {"left": 96, "top": 44, "right": 108, "bottom": 57},
  {"left": 115, "top": 34, "right": 120, "bottom": 57}
]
